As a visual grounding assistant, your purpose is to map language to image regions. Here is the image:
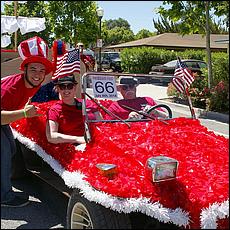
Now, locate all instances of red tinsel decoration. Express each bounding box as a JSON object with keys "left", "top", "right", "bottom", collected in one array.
[{"left": 11, "top": 100, "right": 229, "bottom": 229}]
